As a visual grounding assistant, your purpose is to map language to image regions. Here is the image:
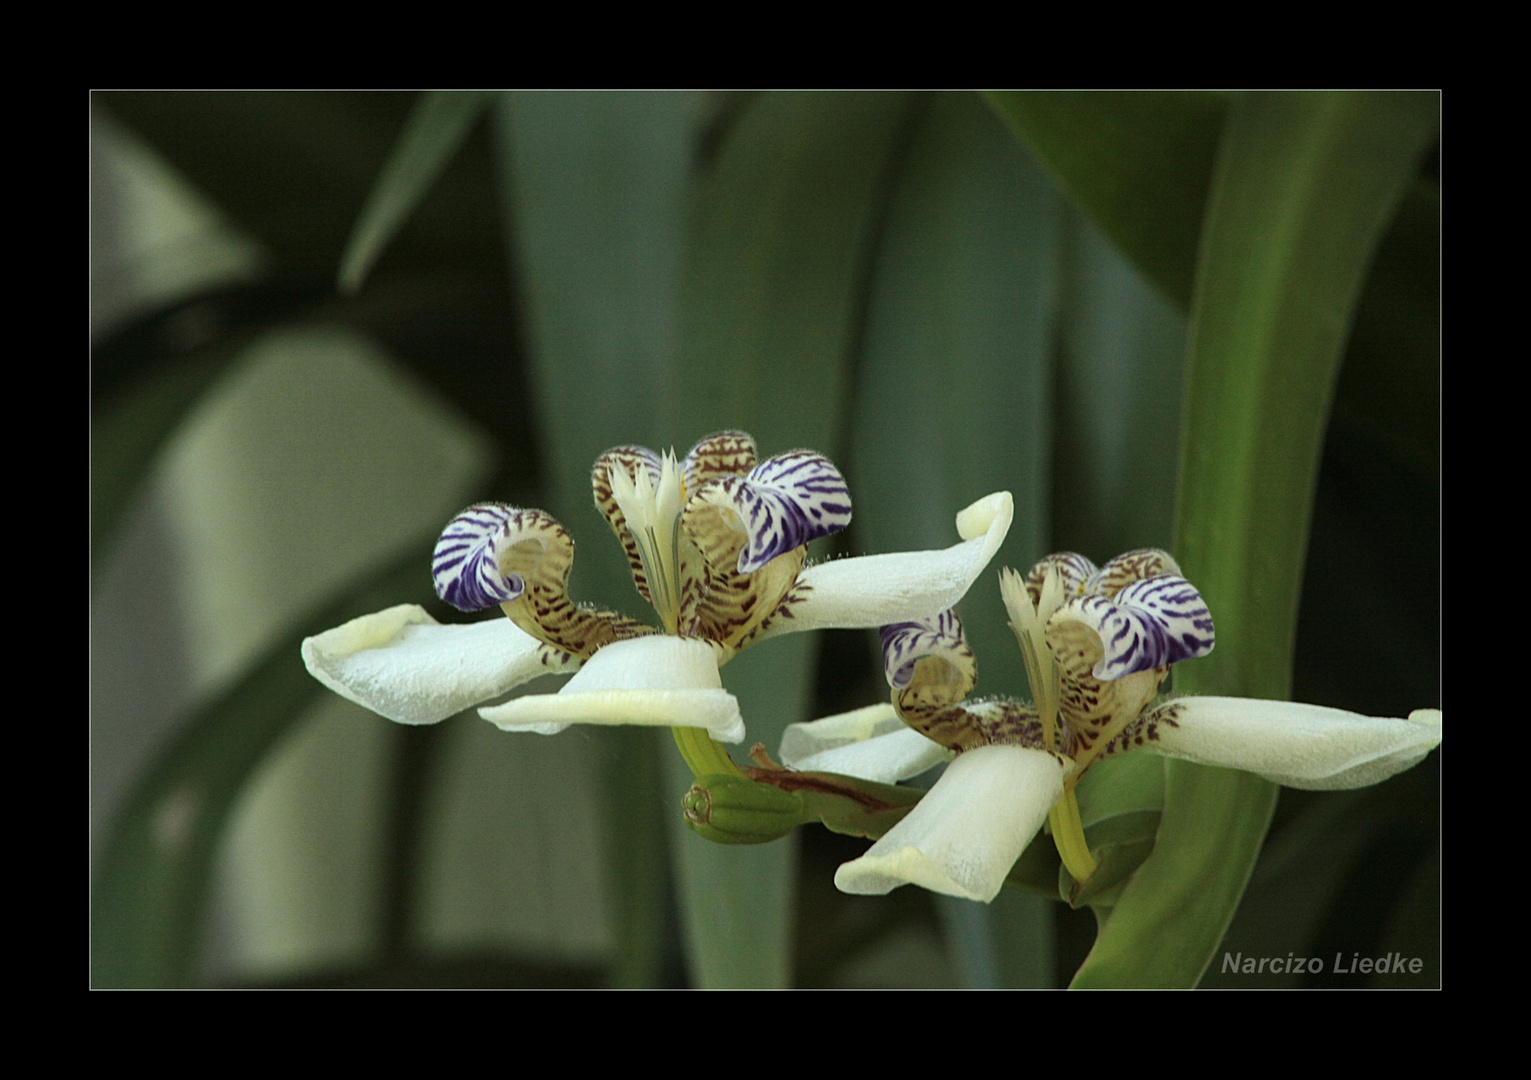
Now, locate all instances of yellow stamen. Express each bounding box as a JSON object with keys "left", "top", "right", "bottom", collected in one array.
[
  {"left": 1048, "top": 783, "right": 1098, "bottom": 884},
  {"left": 1001, "top": 566, "right": 1063, "bottom": 752}
]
